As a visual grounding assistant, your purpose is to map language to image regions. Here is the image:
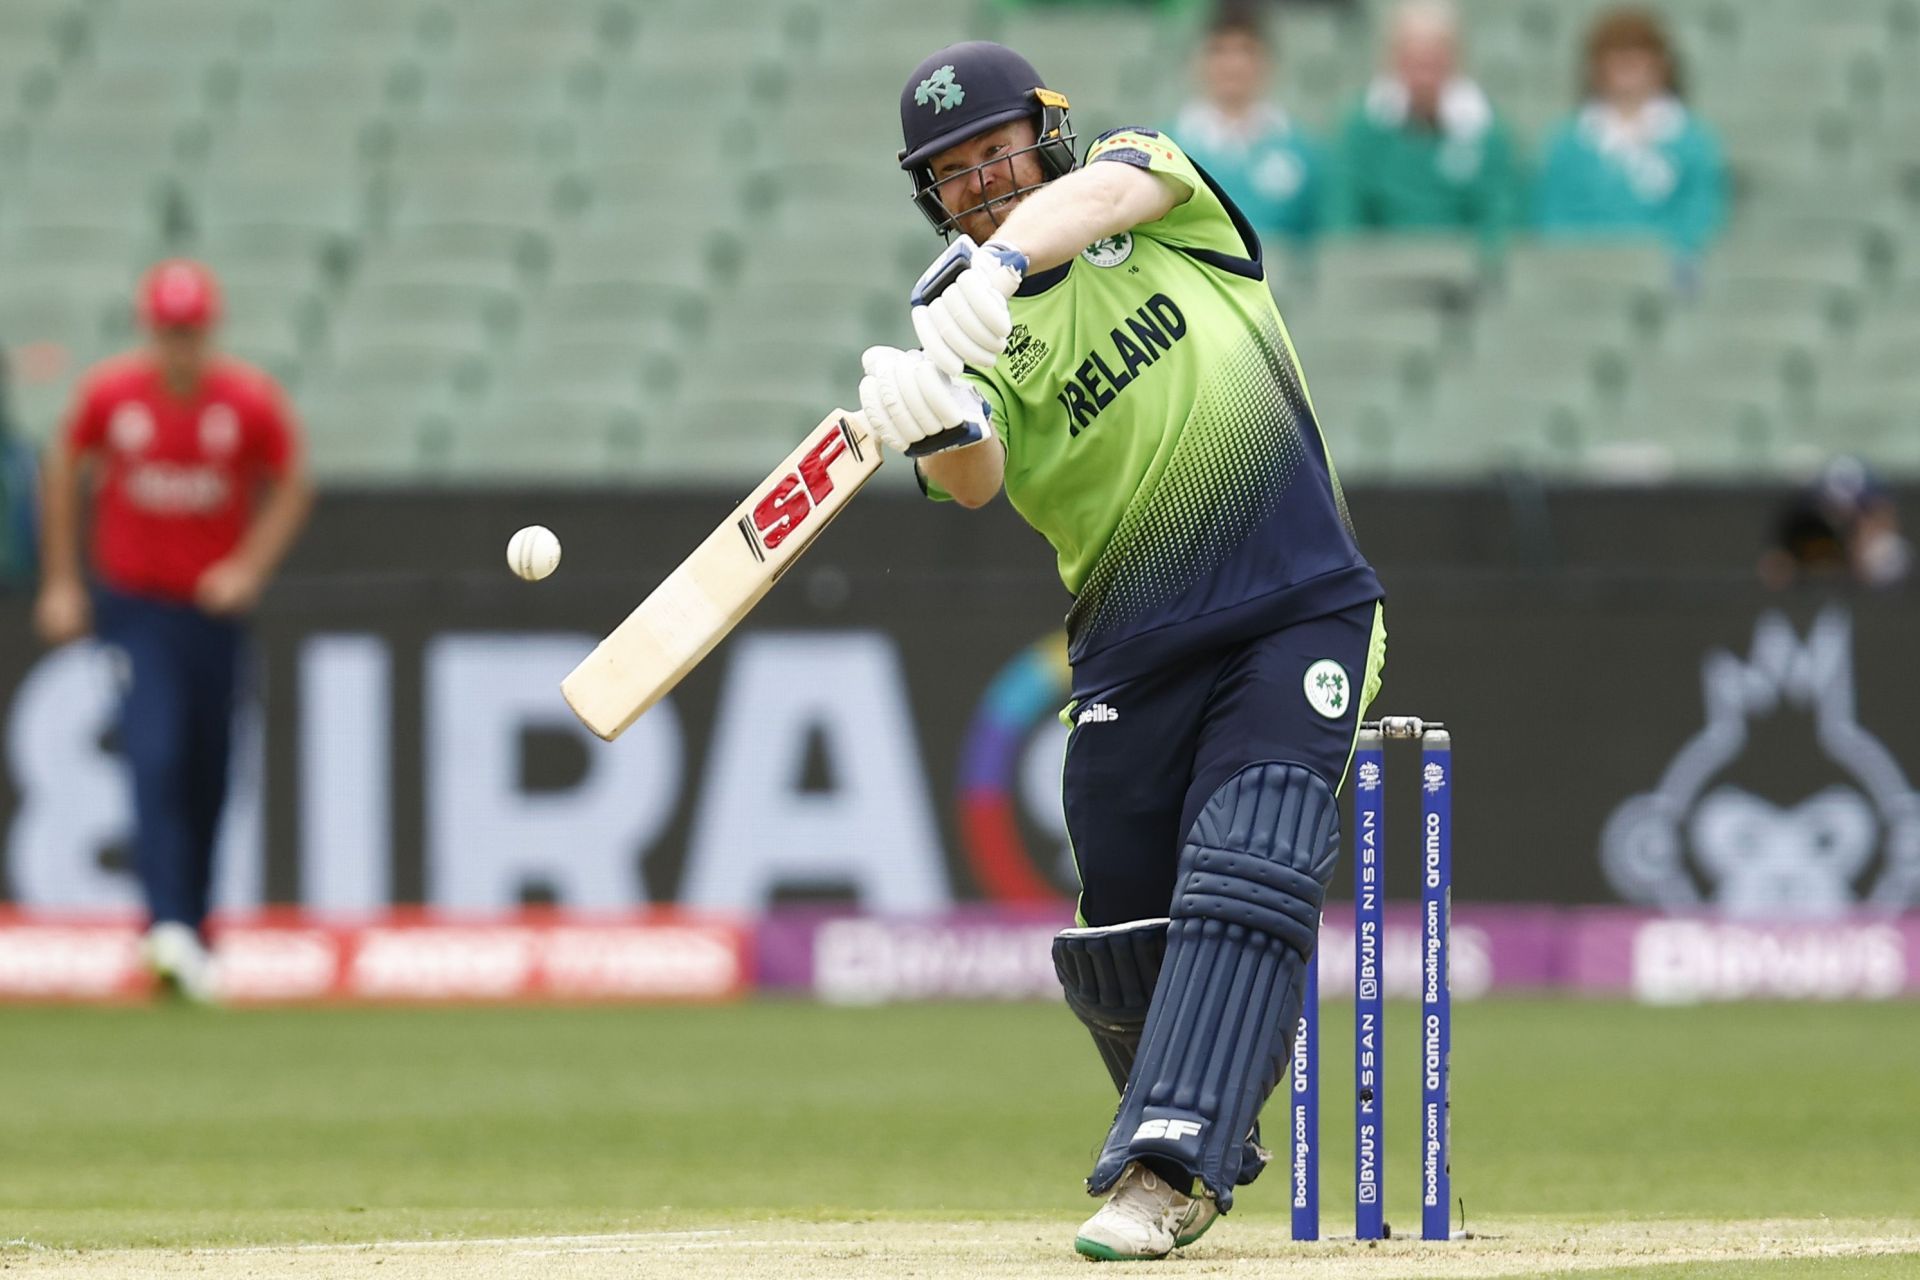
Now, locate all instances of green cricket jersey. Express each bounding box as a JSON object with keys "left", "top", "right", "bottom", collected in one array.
[{"left": 924, "top": 127, "right": 1381, "bottom": 687}]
